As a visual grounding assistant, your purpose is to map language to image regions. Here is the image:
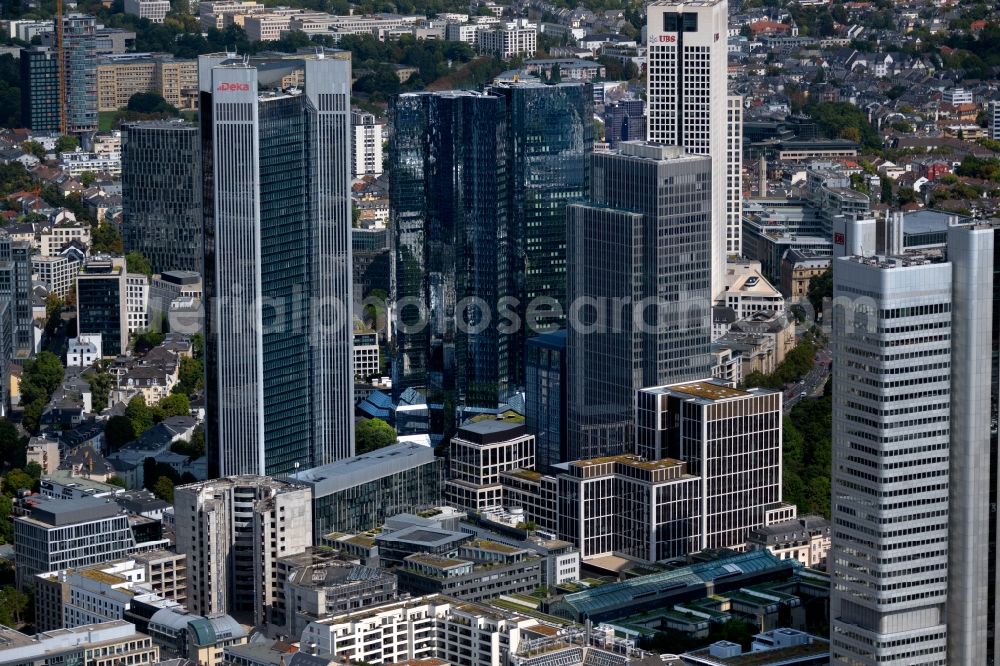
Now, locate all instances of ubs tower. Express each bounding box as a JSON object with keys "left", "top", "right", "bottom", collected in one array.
[{"left": 199, "top": 52, "right": 355, "bottom": 477}]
